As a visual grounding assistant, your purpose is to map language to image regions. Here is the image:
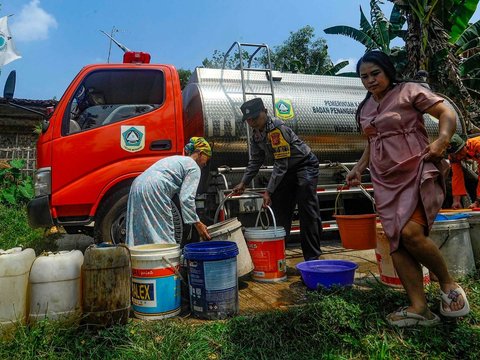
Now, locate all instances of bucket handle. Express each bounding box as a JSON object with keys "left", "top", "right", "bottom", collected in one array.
[
  {"left": 437, "top": 227, "right": 451, "bottom": 250},
  {"left": 254, "top": 205, "right": 278, "bottom": 233},
  {"left": 334, "top": 182, "right": 376, "bottom": 216},
  {"left": 213, "top": 190, "right": 263, "bottom": 224},
  {"left": 161, "top": 255, "right": 187, "bottom": 284}
]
